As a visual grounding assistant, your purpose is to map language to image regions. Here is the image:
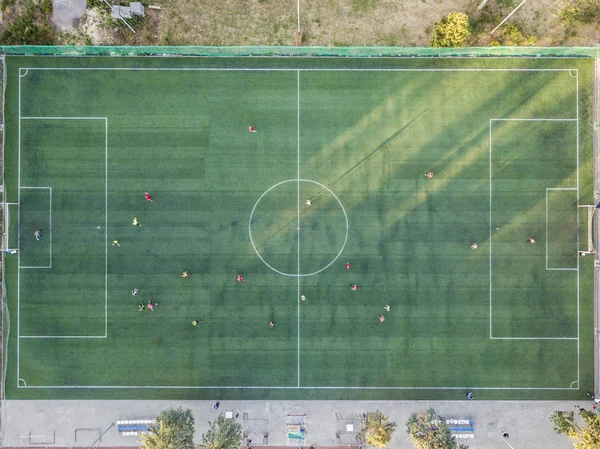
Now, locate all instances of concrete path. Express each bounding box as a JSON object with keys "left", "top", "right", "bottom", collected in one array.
[
  {"left": 51, "top": 0, "right": 86, "bottom": 30},
  {"left": 1, "top": 399, "right": 578, "bottom": 448}
]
